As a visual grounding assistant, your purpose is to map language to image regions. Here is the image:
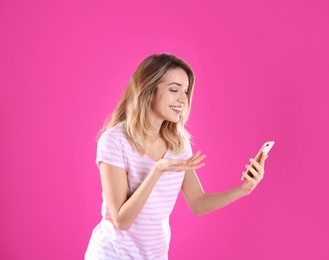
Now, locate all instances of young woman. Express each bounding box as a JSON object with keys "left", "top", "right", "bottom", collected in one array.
[{"left": 85, "top": 54, "right": 267, "bottom": 259}]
